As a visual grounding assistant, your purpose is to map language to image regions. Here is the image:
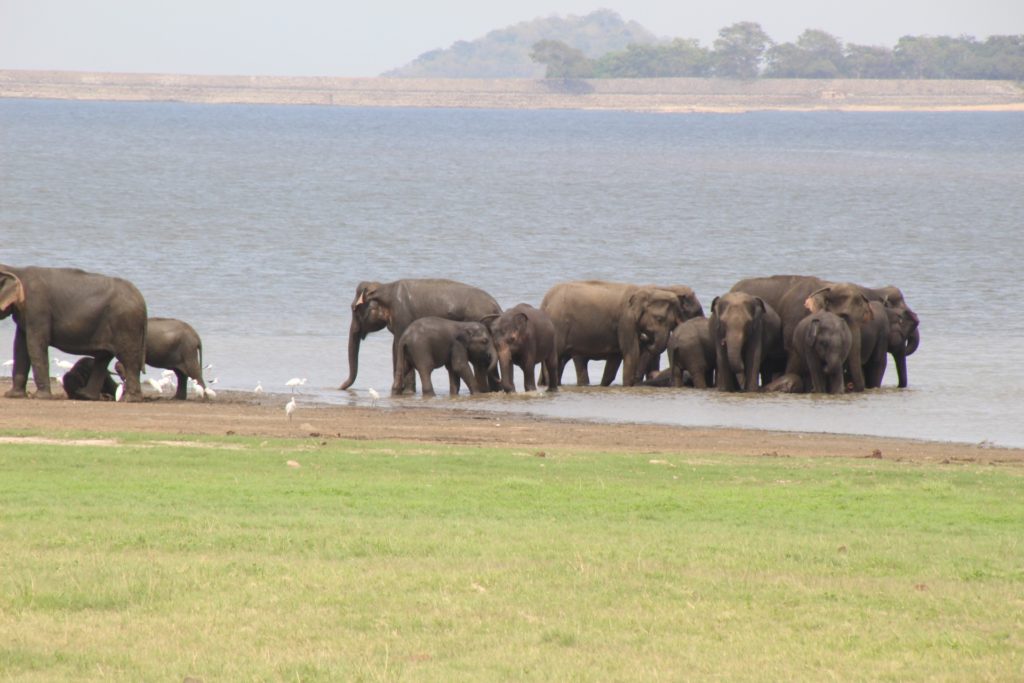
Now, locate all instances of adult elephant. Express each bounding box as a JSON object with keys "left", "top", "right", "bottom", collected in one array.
[
  {"left": 858, "top": 285, "right": 920, "bottom": 388},
  {"left": 338, "top": 279, "right": 502, "bottom": 391},
  {"left": 0, "top": 265, "right": 147, "bottom": 400},
  {"left": 540, "top": 280, "right": 683, "bottom": 387},
  {"left": 730, "top": 275, "right": 874, "bottom": 393},
  {"left": 562, "top": 283, "right": 702, "bottom": 386},
  {"left": 708, "top": 292, "right": 784, "bottom": 392}
]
